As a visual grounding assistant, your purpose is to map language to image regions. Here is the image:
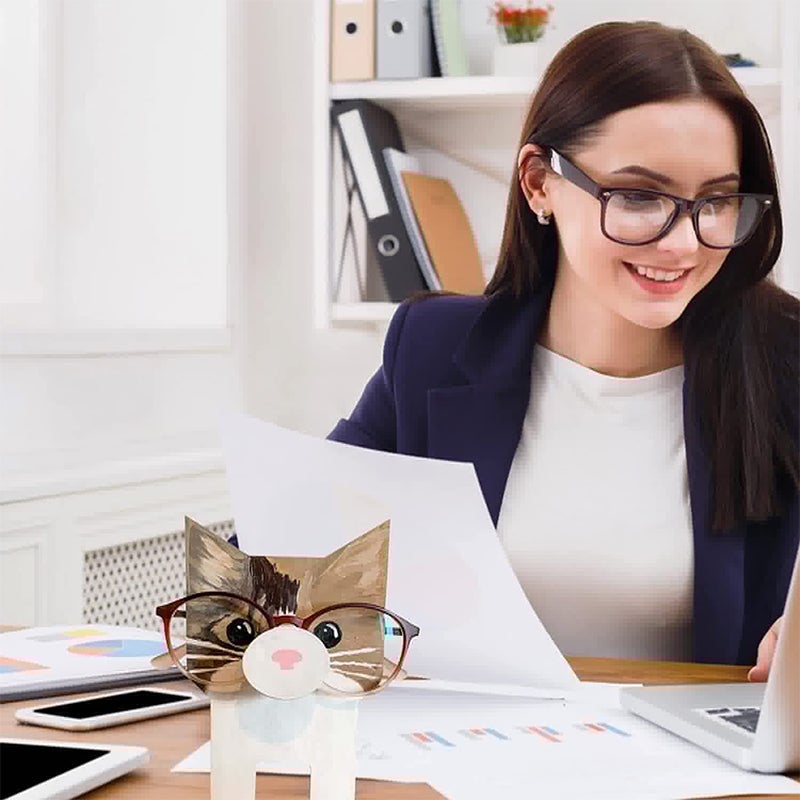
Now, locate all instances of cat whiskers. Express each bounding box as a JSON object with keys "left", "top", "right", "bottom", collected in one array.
[
  {"left": 330, "top": 665, "right": 382, "bottom": 679},
  {"left": 184, "top": 665, "right": 239, "bottom": 676},
  {"left": 185, "top": 654, "right": 239, "bottom": 661},
  {"left": 329, "top": 647, "right": 379, "bottom": 657},
  {"left": 184, "top": 637, "right": 243, "bottom": 657}
]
